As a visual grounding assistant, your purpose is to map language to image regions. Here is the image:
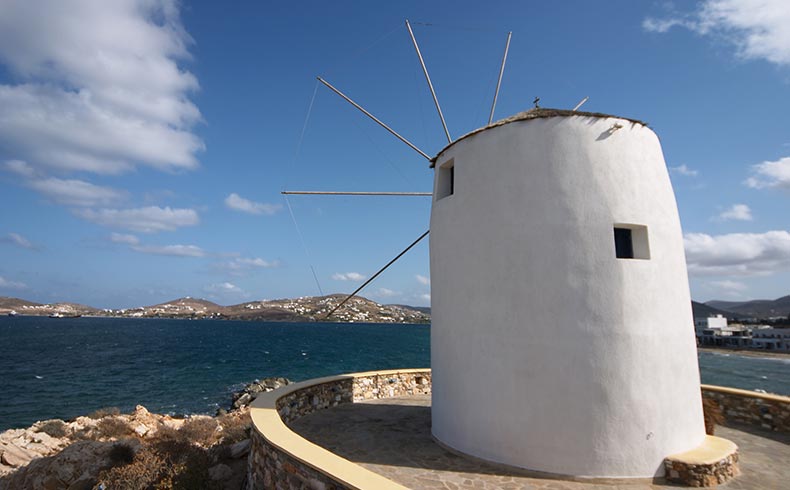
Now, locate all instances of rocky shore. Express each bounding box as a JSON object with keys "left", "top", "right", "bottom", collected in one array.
[{"left": 0, "top": 377, "right": 291, "bottom": 490}]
